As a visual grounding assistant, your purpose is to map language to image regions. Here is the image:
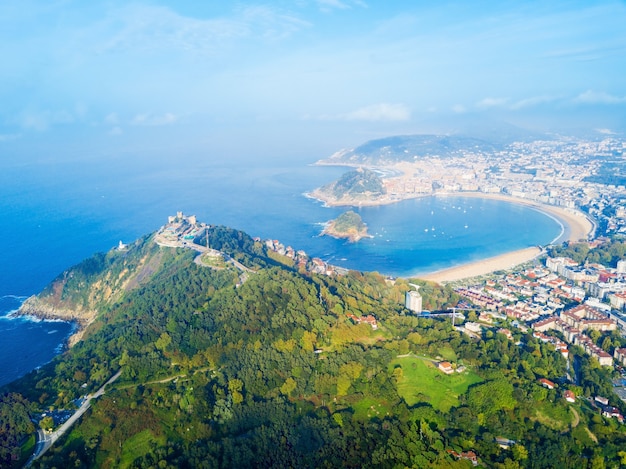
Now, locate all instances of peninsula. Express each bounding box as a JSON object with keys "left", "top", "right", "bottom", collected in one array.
[{"left": 322, "top": 210, "right": 371, "bottom": 242}]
